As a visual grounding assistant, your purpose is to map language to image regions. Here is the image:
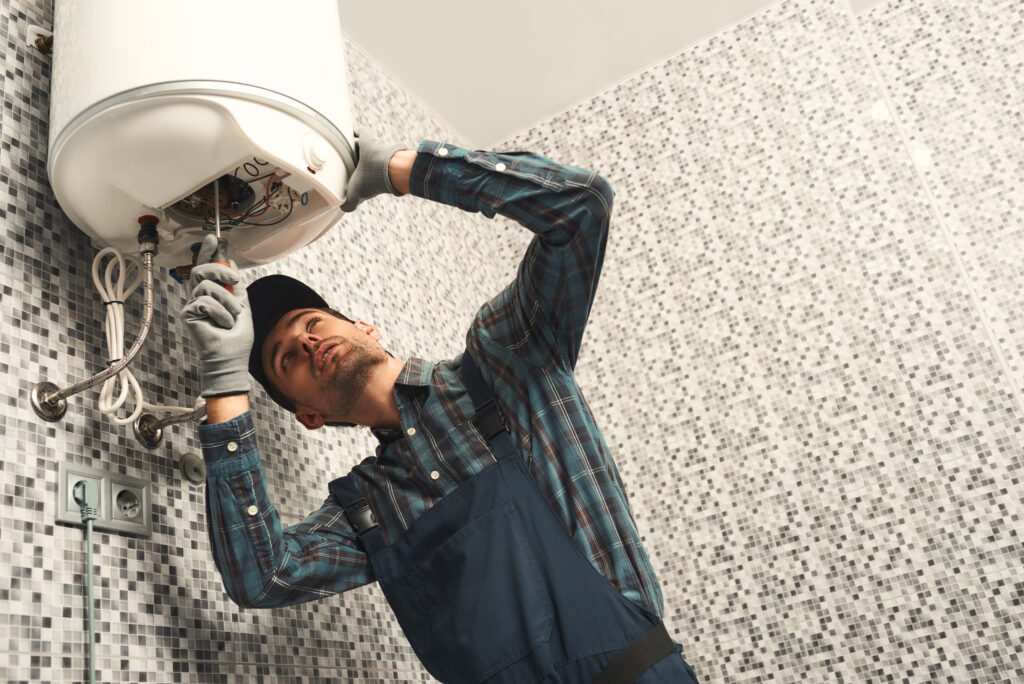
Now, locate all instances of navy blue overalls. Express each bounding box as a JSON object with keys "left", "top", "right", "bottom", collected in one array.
[{"left": 329, "top": 350, "right": 699, "bottom": 683}]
